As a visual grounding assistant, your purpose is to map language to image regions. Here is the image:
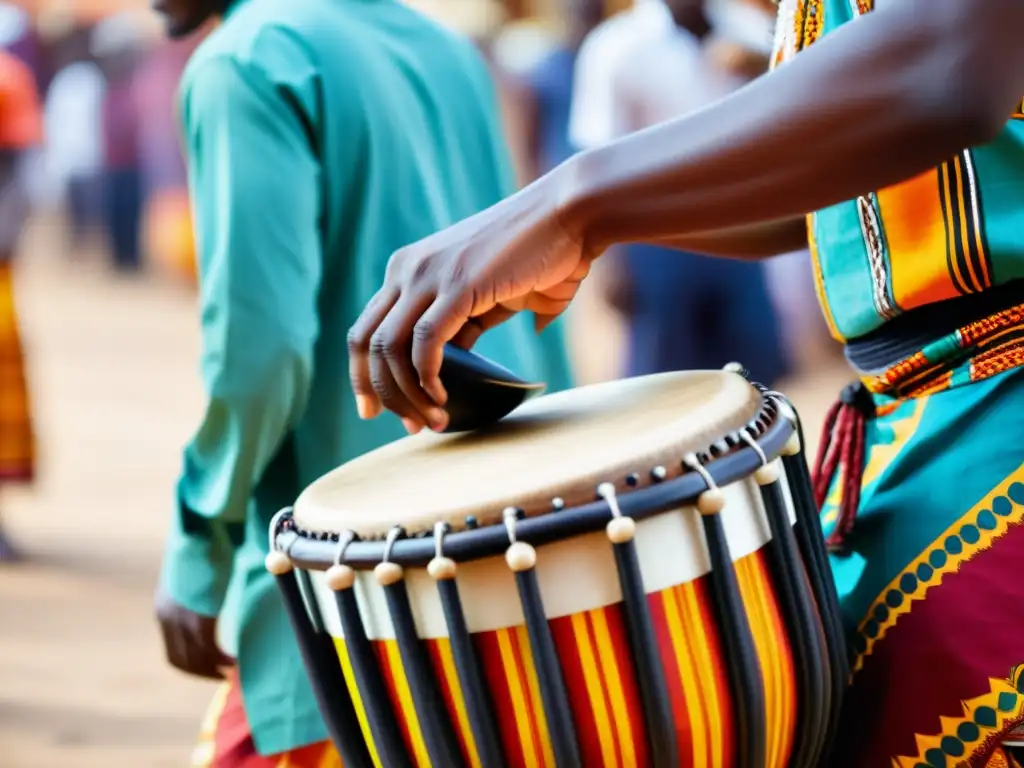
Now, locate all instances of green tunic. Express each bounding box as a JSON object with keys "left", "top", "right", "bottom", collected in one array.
[{"left": 159, "top": 0, "right": 574, "bottom": 754}]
